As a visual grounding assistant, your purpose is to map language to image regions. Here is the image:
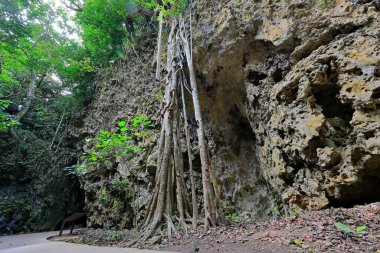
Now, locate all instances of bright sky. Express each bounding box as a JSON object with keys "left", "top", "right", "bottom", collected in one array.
[{"left": 43, "top": 0, "right": 81, "bottom": 42}]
